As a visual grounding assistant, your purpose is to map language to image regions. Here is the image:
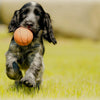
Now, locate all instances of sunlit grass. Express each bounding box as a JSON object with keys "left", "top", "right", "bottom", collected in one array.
[
  {"left": 0, "top": 32, "right": 11, "bottom": 39},
  {"left": 0, "top": 34, "right": 100, "bottom": 100}
]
